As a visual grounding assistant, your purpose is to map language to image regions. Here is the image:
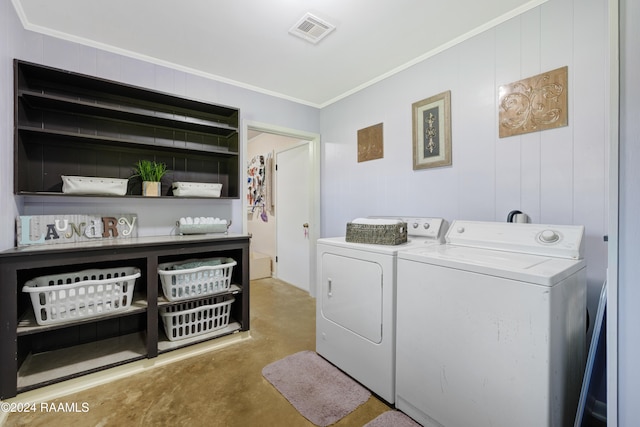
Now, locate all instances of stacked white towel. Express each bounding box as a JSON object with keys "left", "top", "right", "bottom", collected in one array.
[
  {"left": 179, "top": 217, "right": 228, "bottom": 225},
  {"left": 350, "top": 218, "right": 403, "bottom": 225}
]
